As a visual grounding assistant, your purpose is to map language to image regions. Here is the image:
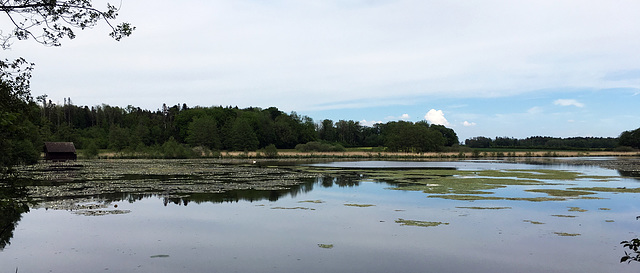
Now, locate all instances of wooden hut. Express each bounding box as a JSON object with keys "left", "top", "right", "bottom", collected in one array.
[{"left": 44, "top": 142, "right": 77, "bottom": 161}]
